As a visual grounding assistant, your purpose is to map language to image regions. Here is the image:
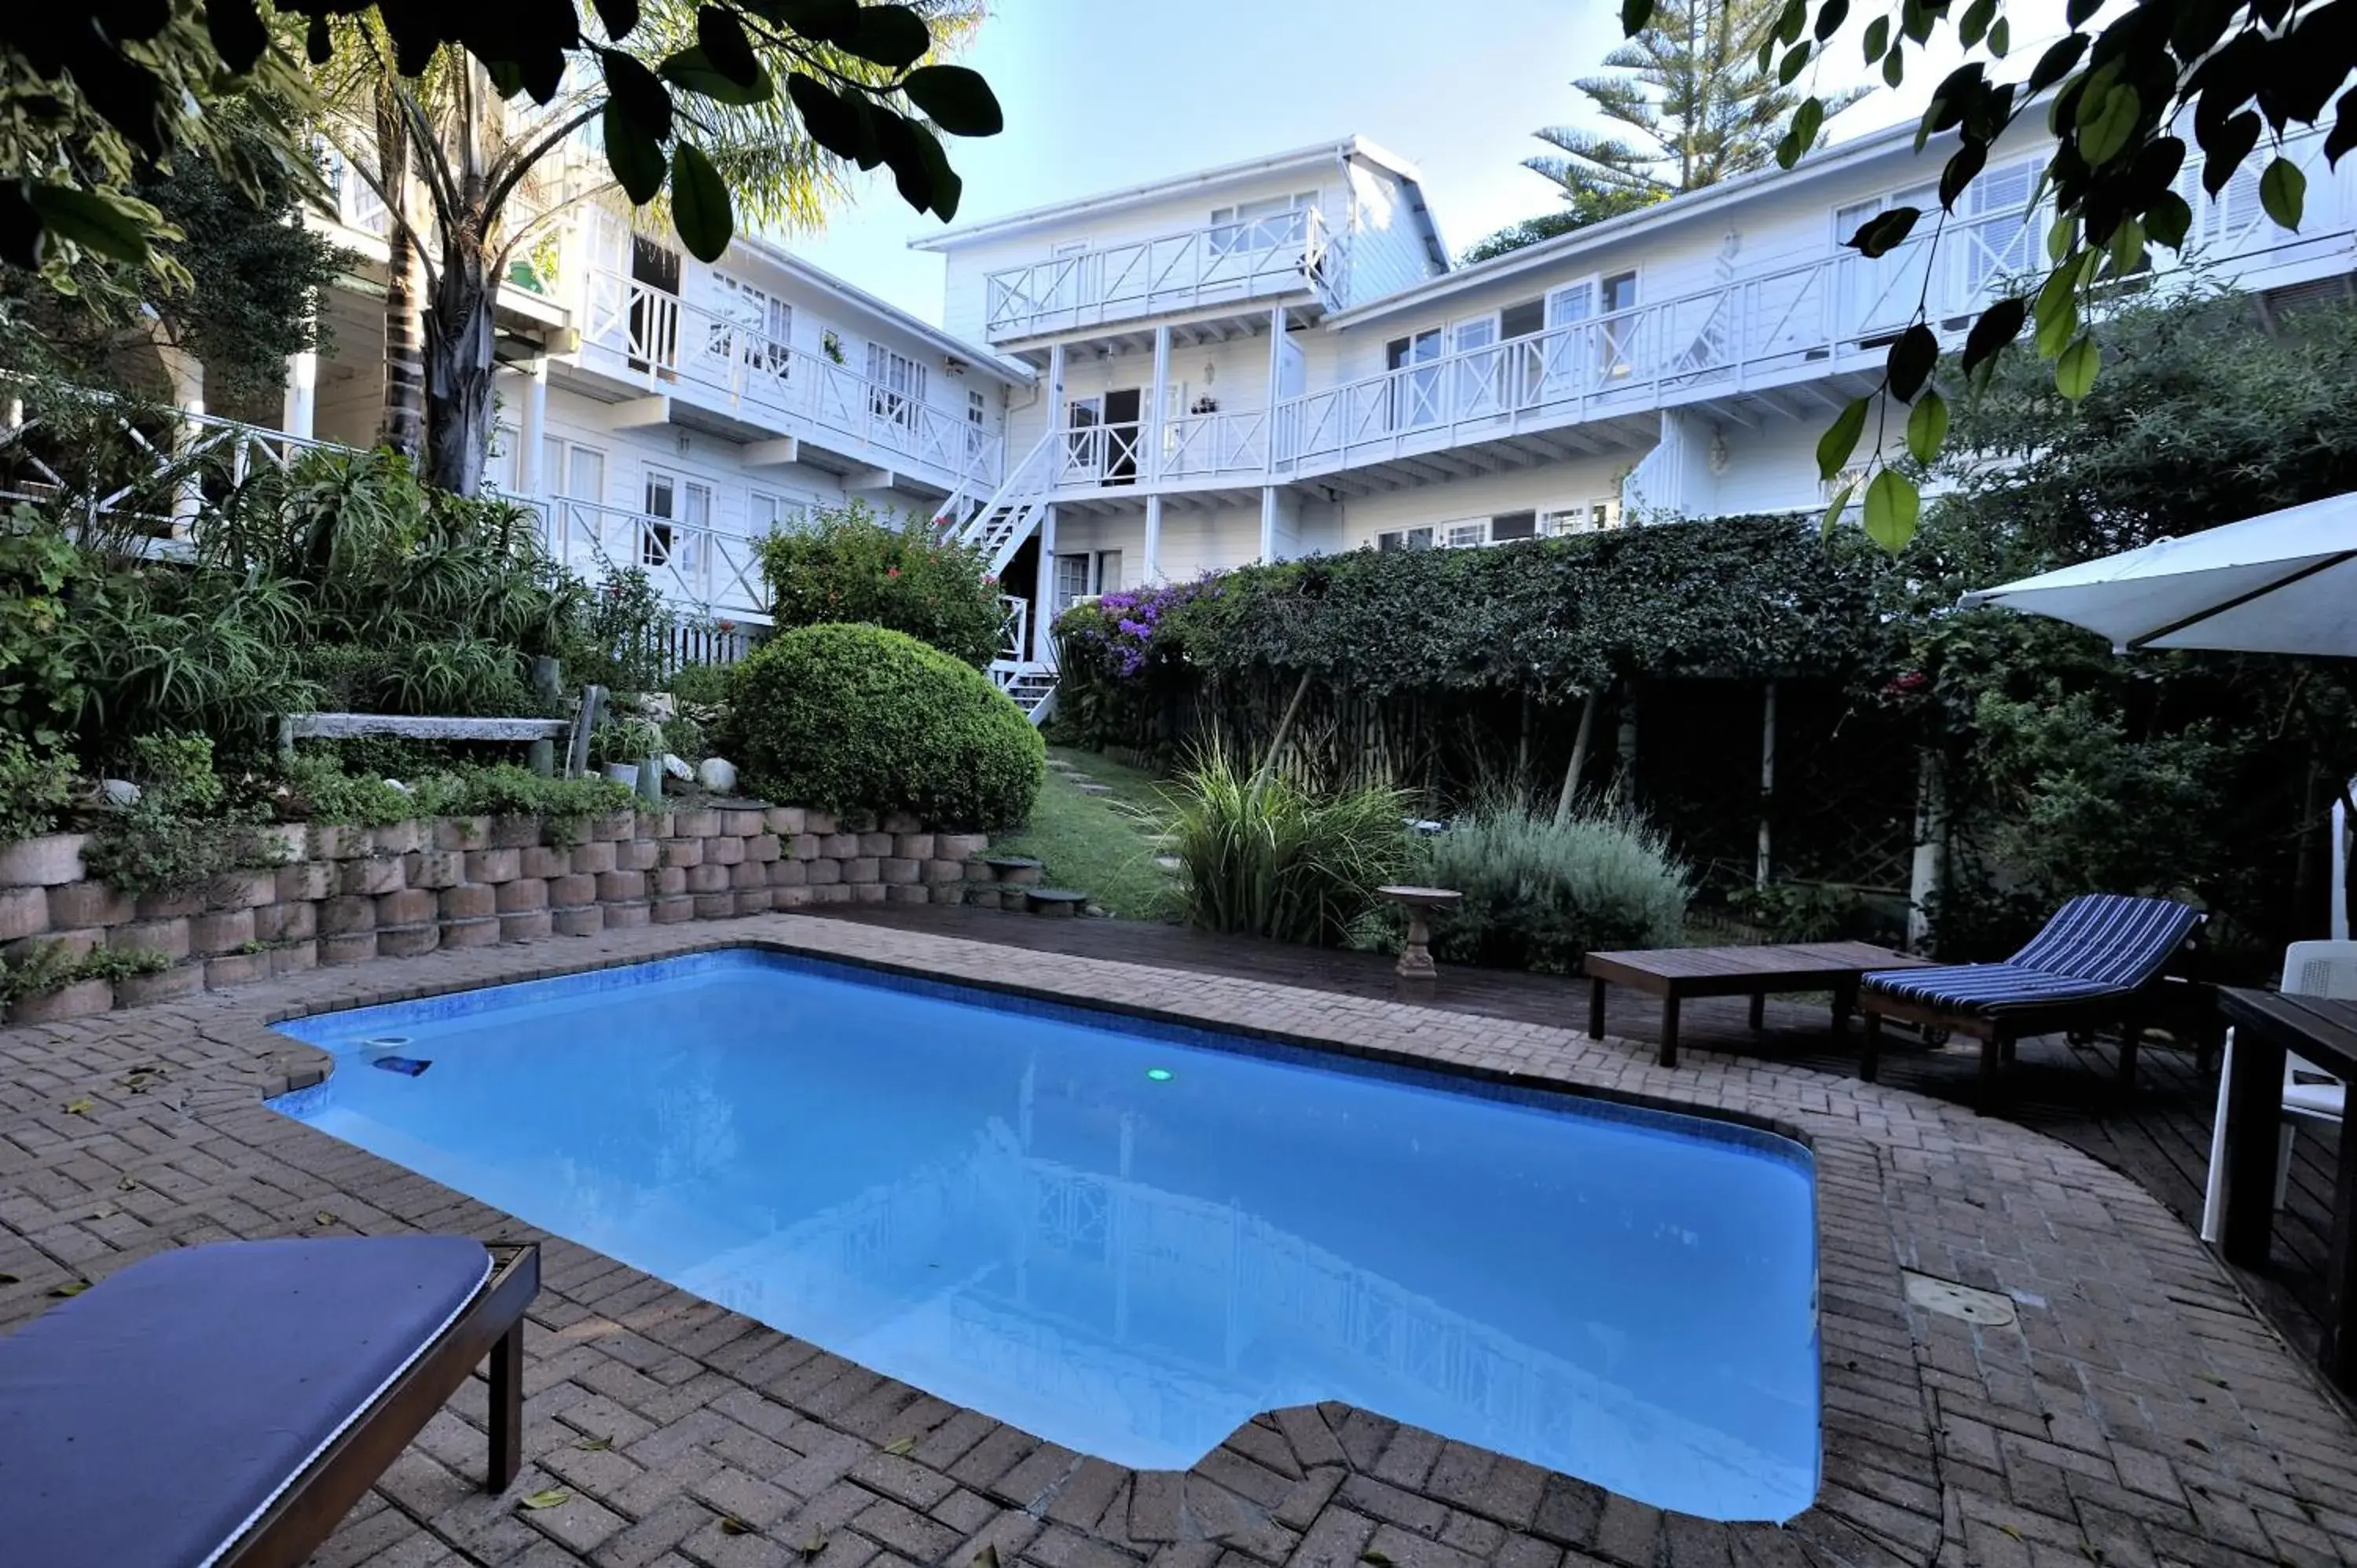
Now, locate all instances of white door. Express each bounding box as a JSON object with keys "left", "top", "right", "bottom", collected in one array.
[
  {"left": 1386, "top": 328, "right": 1444, "bottom": 430},
  {"left": 542, "top": 441, "right": 605, "bottom": 572},
  {"left": 1065, "top": 394, "right": 1103, "bottom": 479},
  {"left": 1452, "top": 316, "right": 1501, "bottom": 418},
  {"left": 642, "top": 471, "right": 710, "bottom": 570},
  {"left": 1539, "top": 281, "right": 1596, "bottom": 402}
]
